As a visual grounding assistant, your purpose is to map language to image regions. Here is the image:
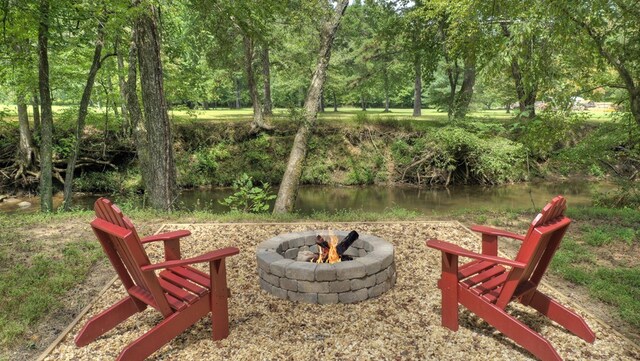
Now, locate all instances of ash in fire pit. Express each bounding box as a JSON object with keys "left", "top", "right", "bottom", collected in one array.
[{"left": 256, "top": 230, "right": 395, "bottom": 304}]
